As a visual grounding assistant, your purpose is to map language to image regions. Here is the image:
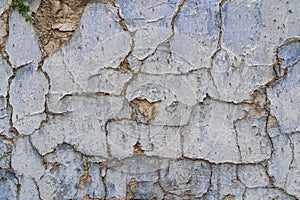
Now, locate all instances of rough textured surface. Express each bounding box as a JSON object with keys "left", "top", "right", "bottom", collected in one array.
[{"left": 0, "top": 0, "right": 299, "bottom": 199}]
